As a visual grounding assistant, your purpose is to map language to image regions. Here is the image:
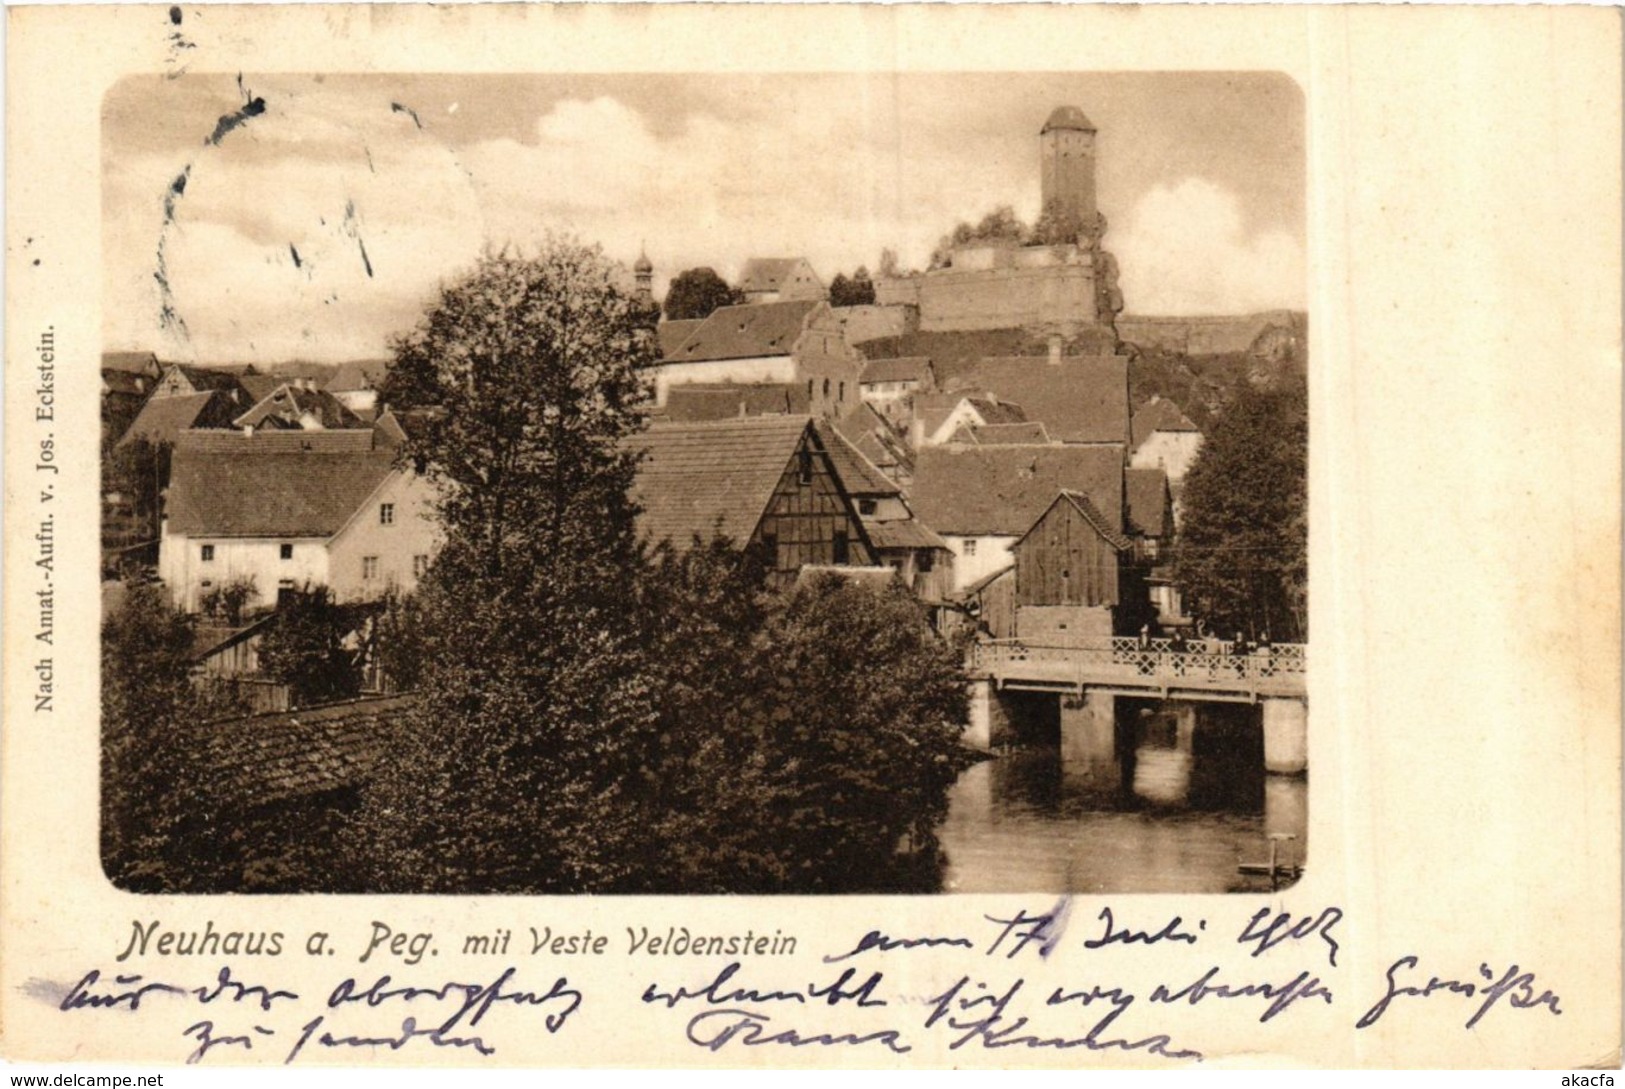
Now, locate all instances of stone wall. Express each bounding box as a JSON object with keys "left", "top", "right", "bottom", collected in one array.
[{"left": 1118, "top": 310, "right": 1307, "bottom": 356}]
